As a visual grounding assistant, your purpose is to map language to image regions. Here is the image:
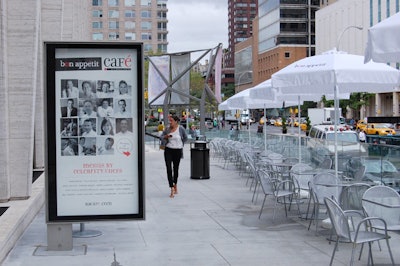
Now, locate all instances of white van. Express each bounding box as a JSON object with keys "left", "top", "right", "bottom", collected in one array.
[{"left": 307, "top": 124, "right": 367, "bottom": 167}]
